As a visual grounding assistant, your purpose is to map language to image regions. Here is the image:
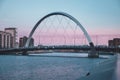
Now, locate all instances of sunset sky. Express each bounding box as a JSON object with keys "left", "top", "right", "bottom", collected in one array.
[{"left": 0, "top": 0, "right": 120, "bottom": 45}]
